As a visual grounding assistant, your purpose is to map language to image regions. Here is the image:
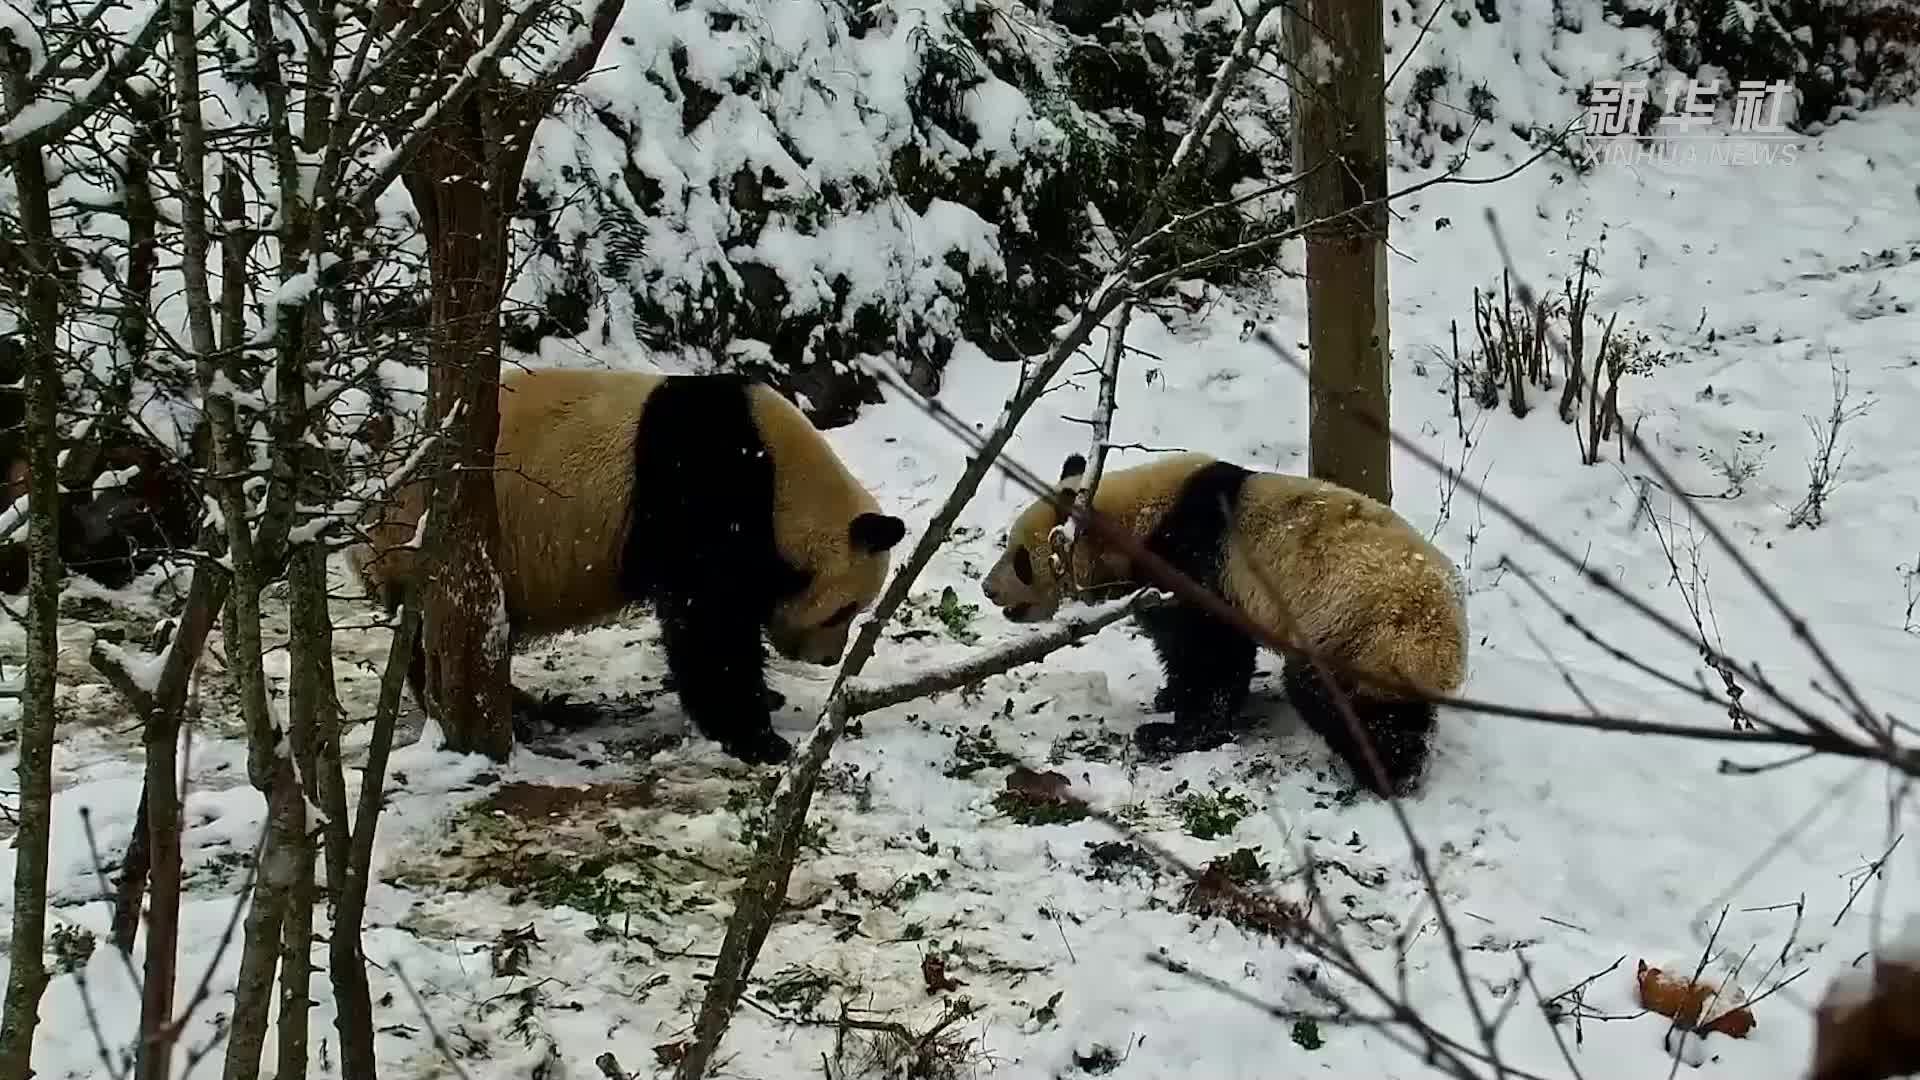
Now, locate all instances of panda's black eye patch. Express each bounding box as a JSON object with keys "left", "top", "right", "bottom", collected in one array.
[
  {"left": 822, "top": 602, "right": 860, "bottom": 628},
  {"left": 1013, "top": 547, "right": 1033, "bottom": 585}
]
